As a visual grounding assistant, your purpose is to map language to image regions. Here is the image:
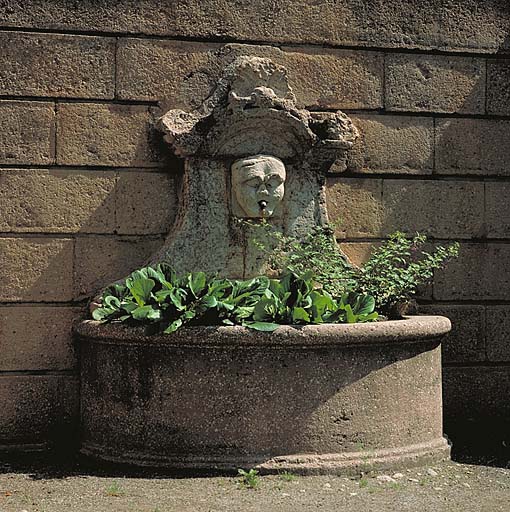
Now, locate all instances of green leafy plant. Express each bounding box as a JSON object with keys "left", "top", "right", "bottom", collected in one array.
[
  {"left": 354, "top": 232, "right": 459, "bottom": 318},
  {"left": 279, "top": 471, "right": 297, "bottom": 482},
  {"left": 92, "top": 265, "right": 377, "bottom": 333},
  {"left": 105, "top": 481, "right": 124, "bottom": 497},
  {"left": 254, "top": 225, "right": 459, "bottom": 319},
  {"left": 238, "top": 468, "right": 260, "bottom": 489},
  {"left": 253, "top": 223, "right": 355, "bottom": 298}
]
